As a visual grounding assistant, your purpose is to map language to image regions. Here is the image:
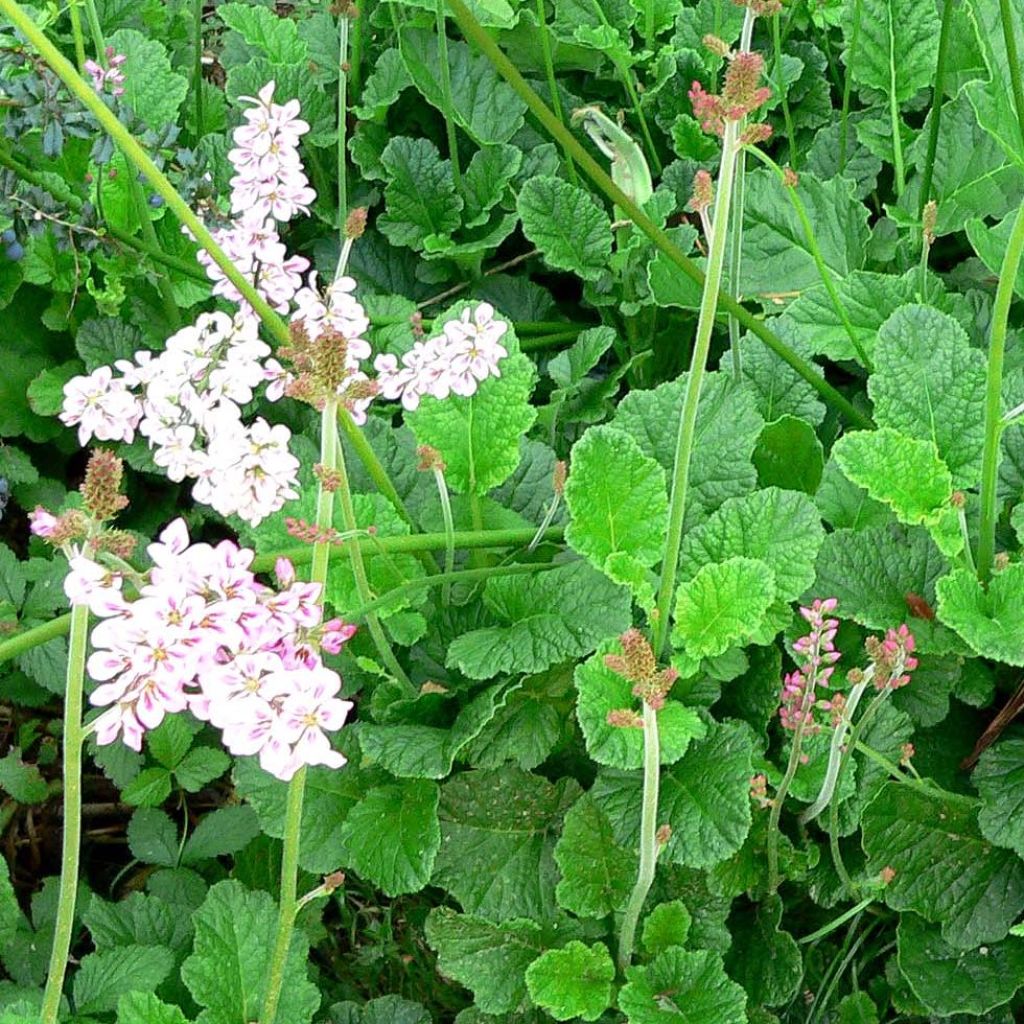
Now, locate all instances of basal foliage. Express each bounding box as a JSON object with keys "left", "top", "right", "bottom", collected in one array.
[{"left": 2, "top": 0, "right": 1024, "bottom": 1022}]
